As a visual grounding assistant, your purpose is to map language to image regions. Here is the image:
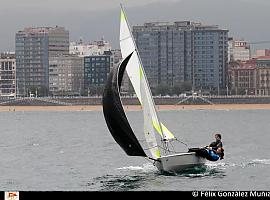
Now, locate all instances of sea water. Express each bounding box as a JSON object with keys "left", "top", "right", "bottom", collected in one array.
[{"left": 0, "top": 109, "right": 269, "bottom": 191}]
